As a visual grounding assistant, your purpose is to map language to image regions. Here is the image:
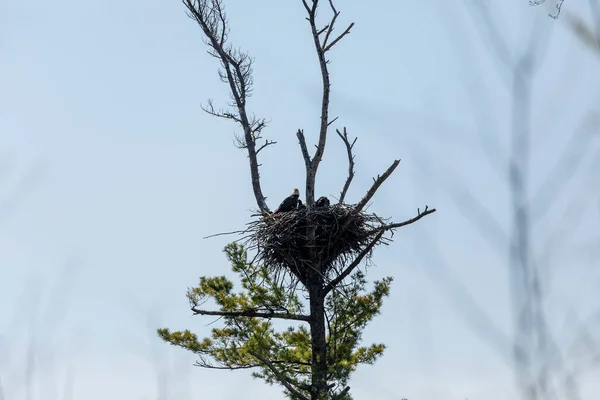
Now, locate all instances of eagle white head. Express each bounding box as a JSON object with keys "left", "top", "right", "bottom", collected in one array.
[{"left": 292, "top": 188, "right": 300, "bottom": 197}]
